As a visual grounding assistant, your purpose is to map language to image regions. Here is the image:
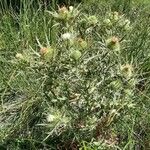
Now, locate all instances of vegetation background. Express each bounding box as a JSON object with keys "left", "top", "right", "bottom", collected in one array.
[{"left": 0, "top": 0, "right": 150, "bottom": 149}]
